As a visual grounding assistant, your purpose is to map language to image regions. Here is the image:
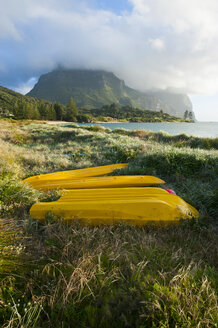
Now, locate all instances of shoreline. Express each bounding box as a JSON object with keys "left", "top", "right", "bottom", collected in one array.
[
  {"left": 42, "top": 121, "right": 217, "bottom": 138},
  {"left": 47, "top": 120, "right": 192, "bottom": 124}
]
